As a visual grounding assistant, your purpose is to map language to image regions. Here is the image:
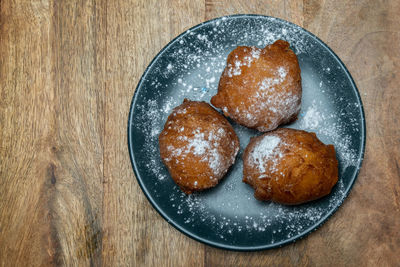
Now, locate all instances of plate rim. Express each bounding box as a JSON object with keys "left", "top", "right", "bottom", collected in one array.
[{"left": 127, "top": 14, "right": 366, "bottom": 251}]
